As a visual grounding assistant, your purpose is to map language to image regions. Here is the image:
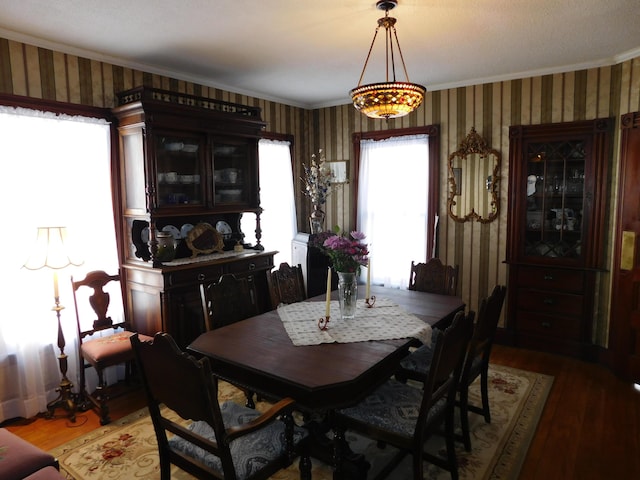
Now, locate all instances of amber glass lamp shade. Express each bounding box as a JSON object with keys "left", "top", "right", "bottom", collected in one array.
[{"left": 350, "top": 82, "right": 426, "bottom": 119}]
